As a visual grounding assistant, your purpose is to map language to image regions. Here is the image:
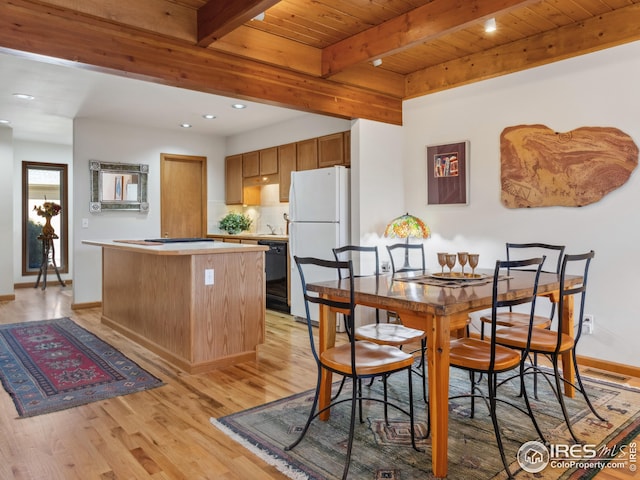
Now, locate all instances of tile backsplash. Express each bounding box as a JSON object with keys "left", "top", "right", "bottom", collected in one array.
[{"left": 212, "top": 184, "right": 289, "bottom": 235}]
